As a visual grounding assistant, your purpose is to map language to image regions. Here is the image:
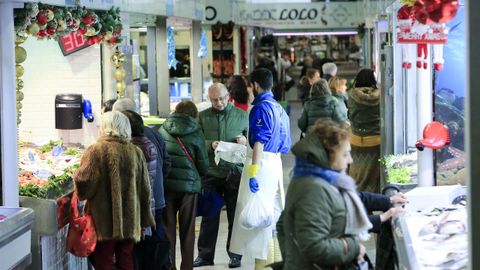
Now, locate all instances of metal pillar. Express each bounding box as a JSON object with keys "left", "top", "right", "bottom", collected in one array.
[
  {"left": 0, "top": 1, "right": 22, "bottom": 207},
  {"left": 155, "top": 17, "right": 171, "bottom": 117},
  {"left": 380, "top": 45, "right": 394, "bottom": 184},
  {"left": 147, "top": 26, "right": 158, "bottom": 116},
  {"left": 466, "top": 0, "right": 480, "bottom": 268},
  {"left": 190, "top": 20, "right": 203, "bottom": 104},
  {"left": 416, "top": 45, "right": 434, "bottom": 187}
]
